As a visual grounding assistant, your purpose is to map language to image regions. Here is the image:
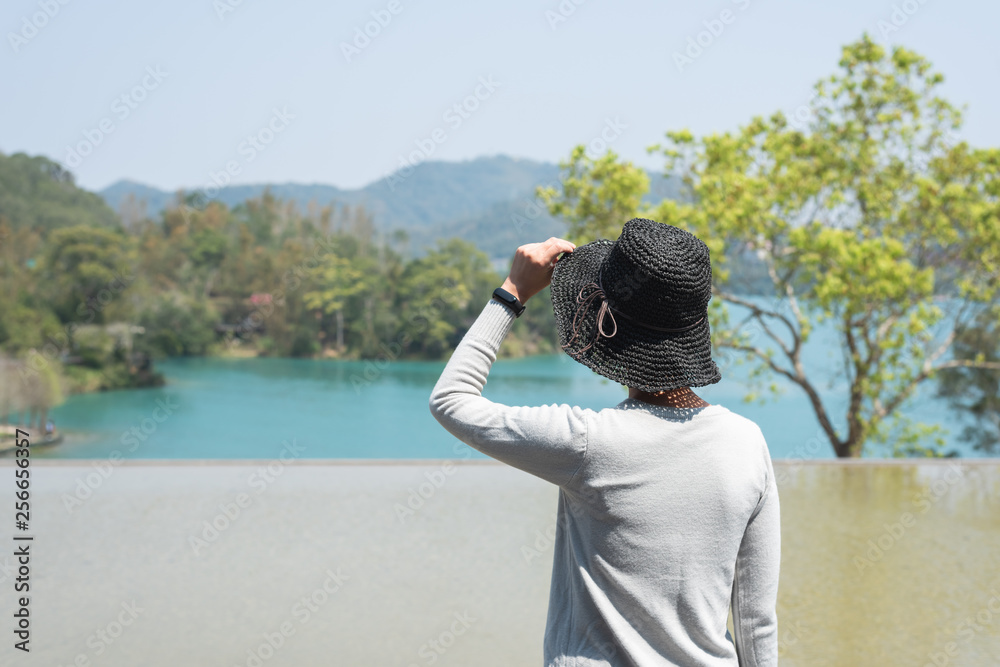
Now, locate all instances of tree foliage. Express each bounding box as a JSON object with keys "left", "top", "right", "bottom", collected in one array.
[
  {"left": 0, "top": 156, "right": 561, "bottom": 406},
  {"left": 41, "top": 225, "right": 133, "bottom": 326},
  {"left": 936, "top": 306, "right": 1000, "bottom": 454},
  {"left": 537, "top": 146, "right": 650, "bottom": 244},
  {"left": 0, "top": 151, "right": 120, "bottom": 233},
  {"left": 542, "top": 34, "right": 1000, "bottom": 457}
]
